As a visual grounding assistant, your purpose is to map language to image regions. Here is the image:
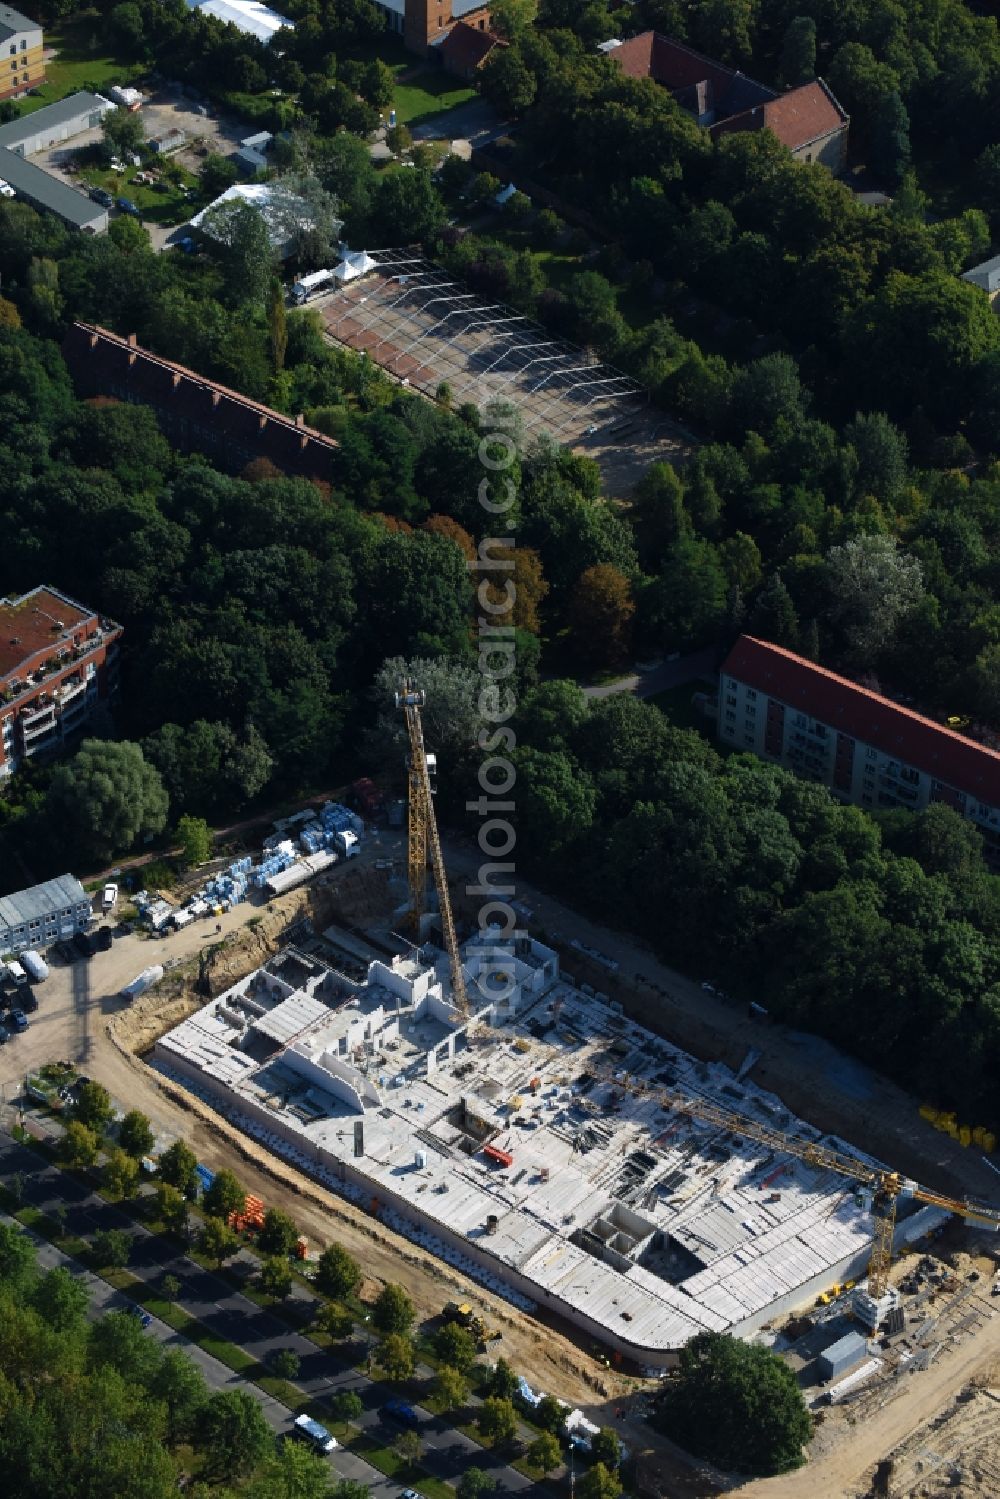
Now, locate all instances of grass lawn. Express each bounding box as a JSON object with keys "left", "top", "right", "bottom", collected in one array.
[
  {"left": 16, "top": 17, "right": 139, "bottom": 117},
  {"left": 646, "top": 681, "right": 714, "bottom": 732},
  {"left": 255, "top": 1374, "right": 308, "bottom": 1409},
  {"left": 393, "top": 68, "right": 476, "bottom": 126},
  {"left": 188, "top": 1327, "right": 258, "bottom": 1374},
  {"left": 78, "top": 158, "right": 199, "bottom": 226}
]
